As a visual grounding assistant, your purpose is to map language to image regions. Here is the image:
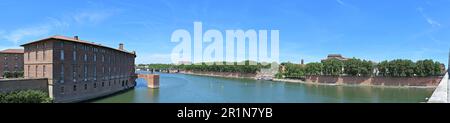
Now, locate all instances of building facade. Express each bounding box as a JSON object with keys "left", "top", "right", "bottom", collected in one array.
[
  {"left": 21, "top": 35, "right": 136, "bottom": 102},
  {"left": 0, "top": 49, "right": 24, "bottom": 78}
]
